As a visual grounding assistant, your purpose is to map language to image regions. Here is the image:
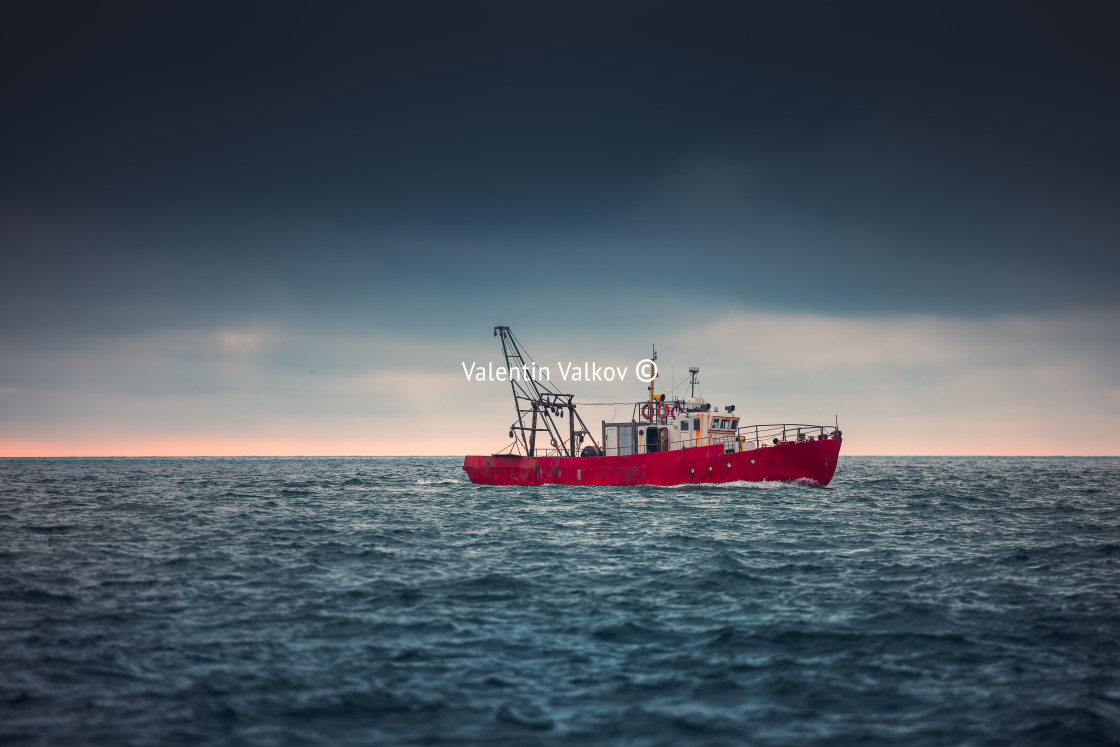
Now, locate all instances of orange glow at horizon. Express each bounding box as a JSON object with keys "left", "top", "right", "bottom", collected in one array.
[
  {"left": 3, "top": 433, "right": 1118, "bottom": 458},
  {"left": 3, "top": 313, "right": 1118, "bottom": 459}
]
